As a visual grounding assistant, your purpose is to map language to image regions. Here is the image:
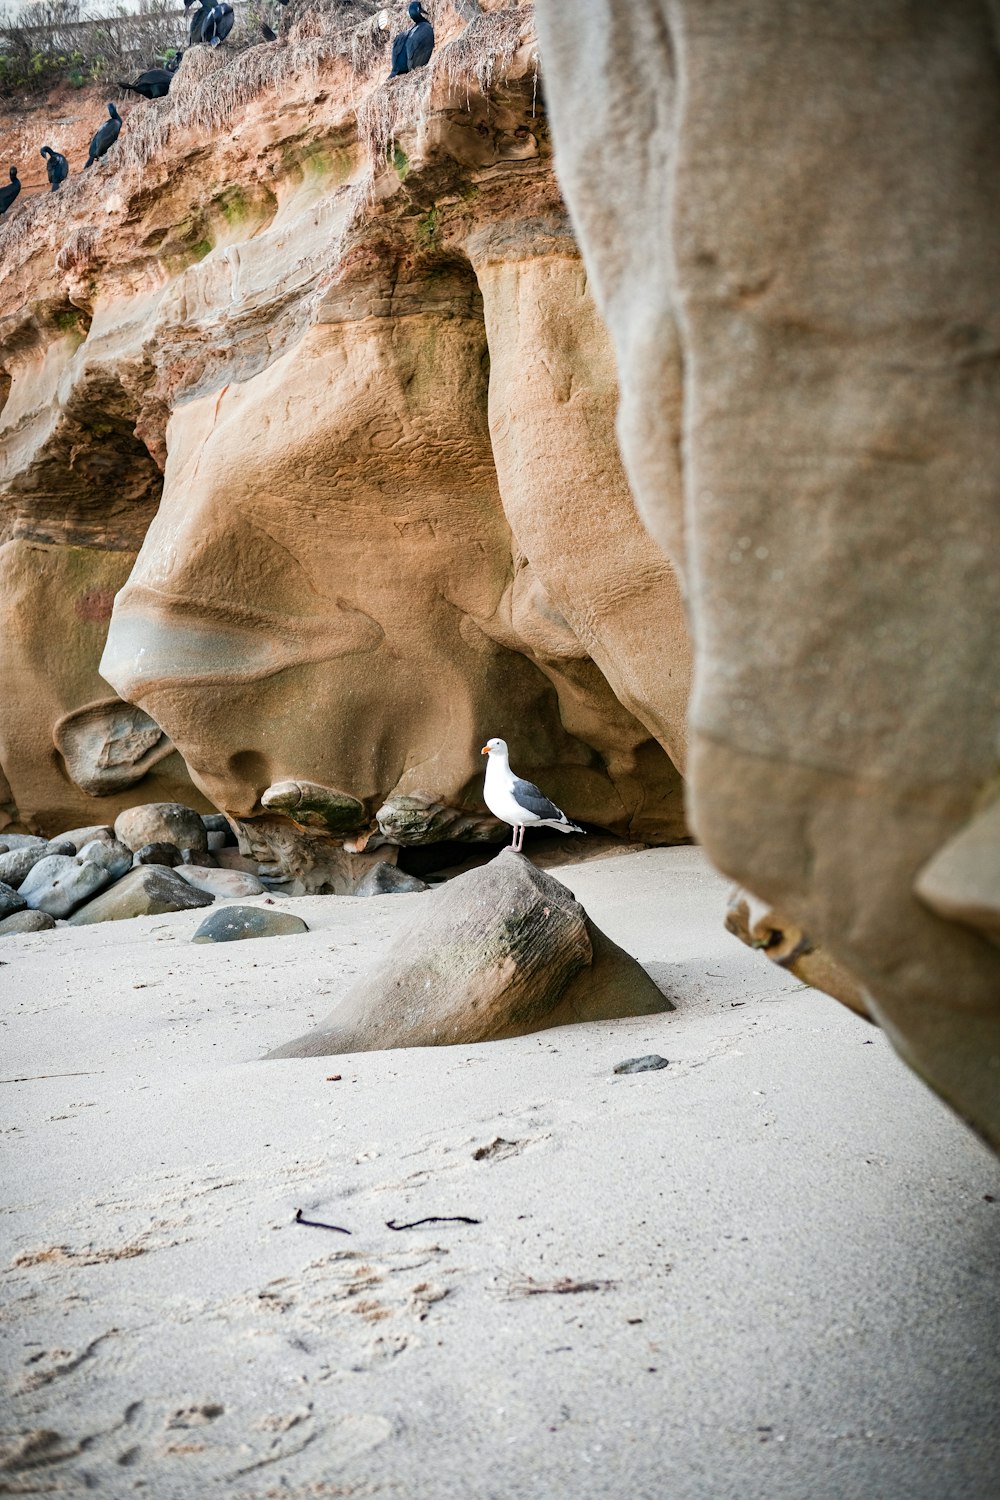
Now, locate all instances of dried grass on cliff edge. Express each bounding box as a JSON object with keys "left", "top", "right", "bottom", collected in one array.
[
  {"left": 440, "top": 7, "right": 527, "bottom": 96},
  {"left": 0, "top": 3, "right": 537, "bottom": 274},
  {"left": 357, "top": 5, "right": 532, "bottom": 164},
  {"left": 129, "top": 3, "right": 534, "bottom": 180}
]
